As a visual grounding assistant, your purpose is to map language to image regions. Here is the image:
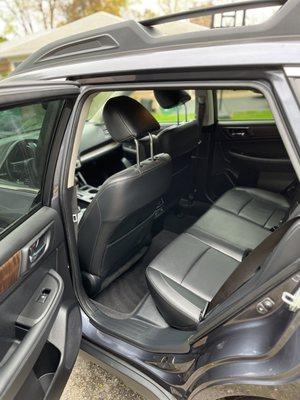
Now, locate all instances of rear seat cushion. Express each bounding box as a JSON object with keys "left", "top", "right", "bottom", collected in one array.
[
  {"left": 190, "top": 207, "right": 270, "bottom": 260},
  {"left": 146, "top": 186, "right": 291, "bottom": 330},
  {"left": 215, "top": 187, "right": 290, "bottom": 229},
  {"left": 146, "top": 232, "right": 239, "bottom": 330}
]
